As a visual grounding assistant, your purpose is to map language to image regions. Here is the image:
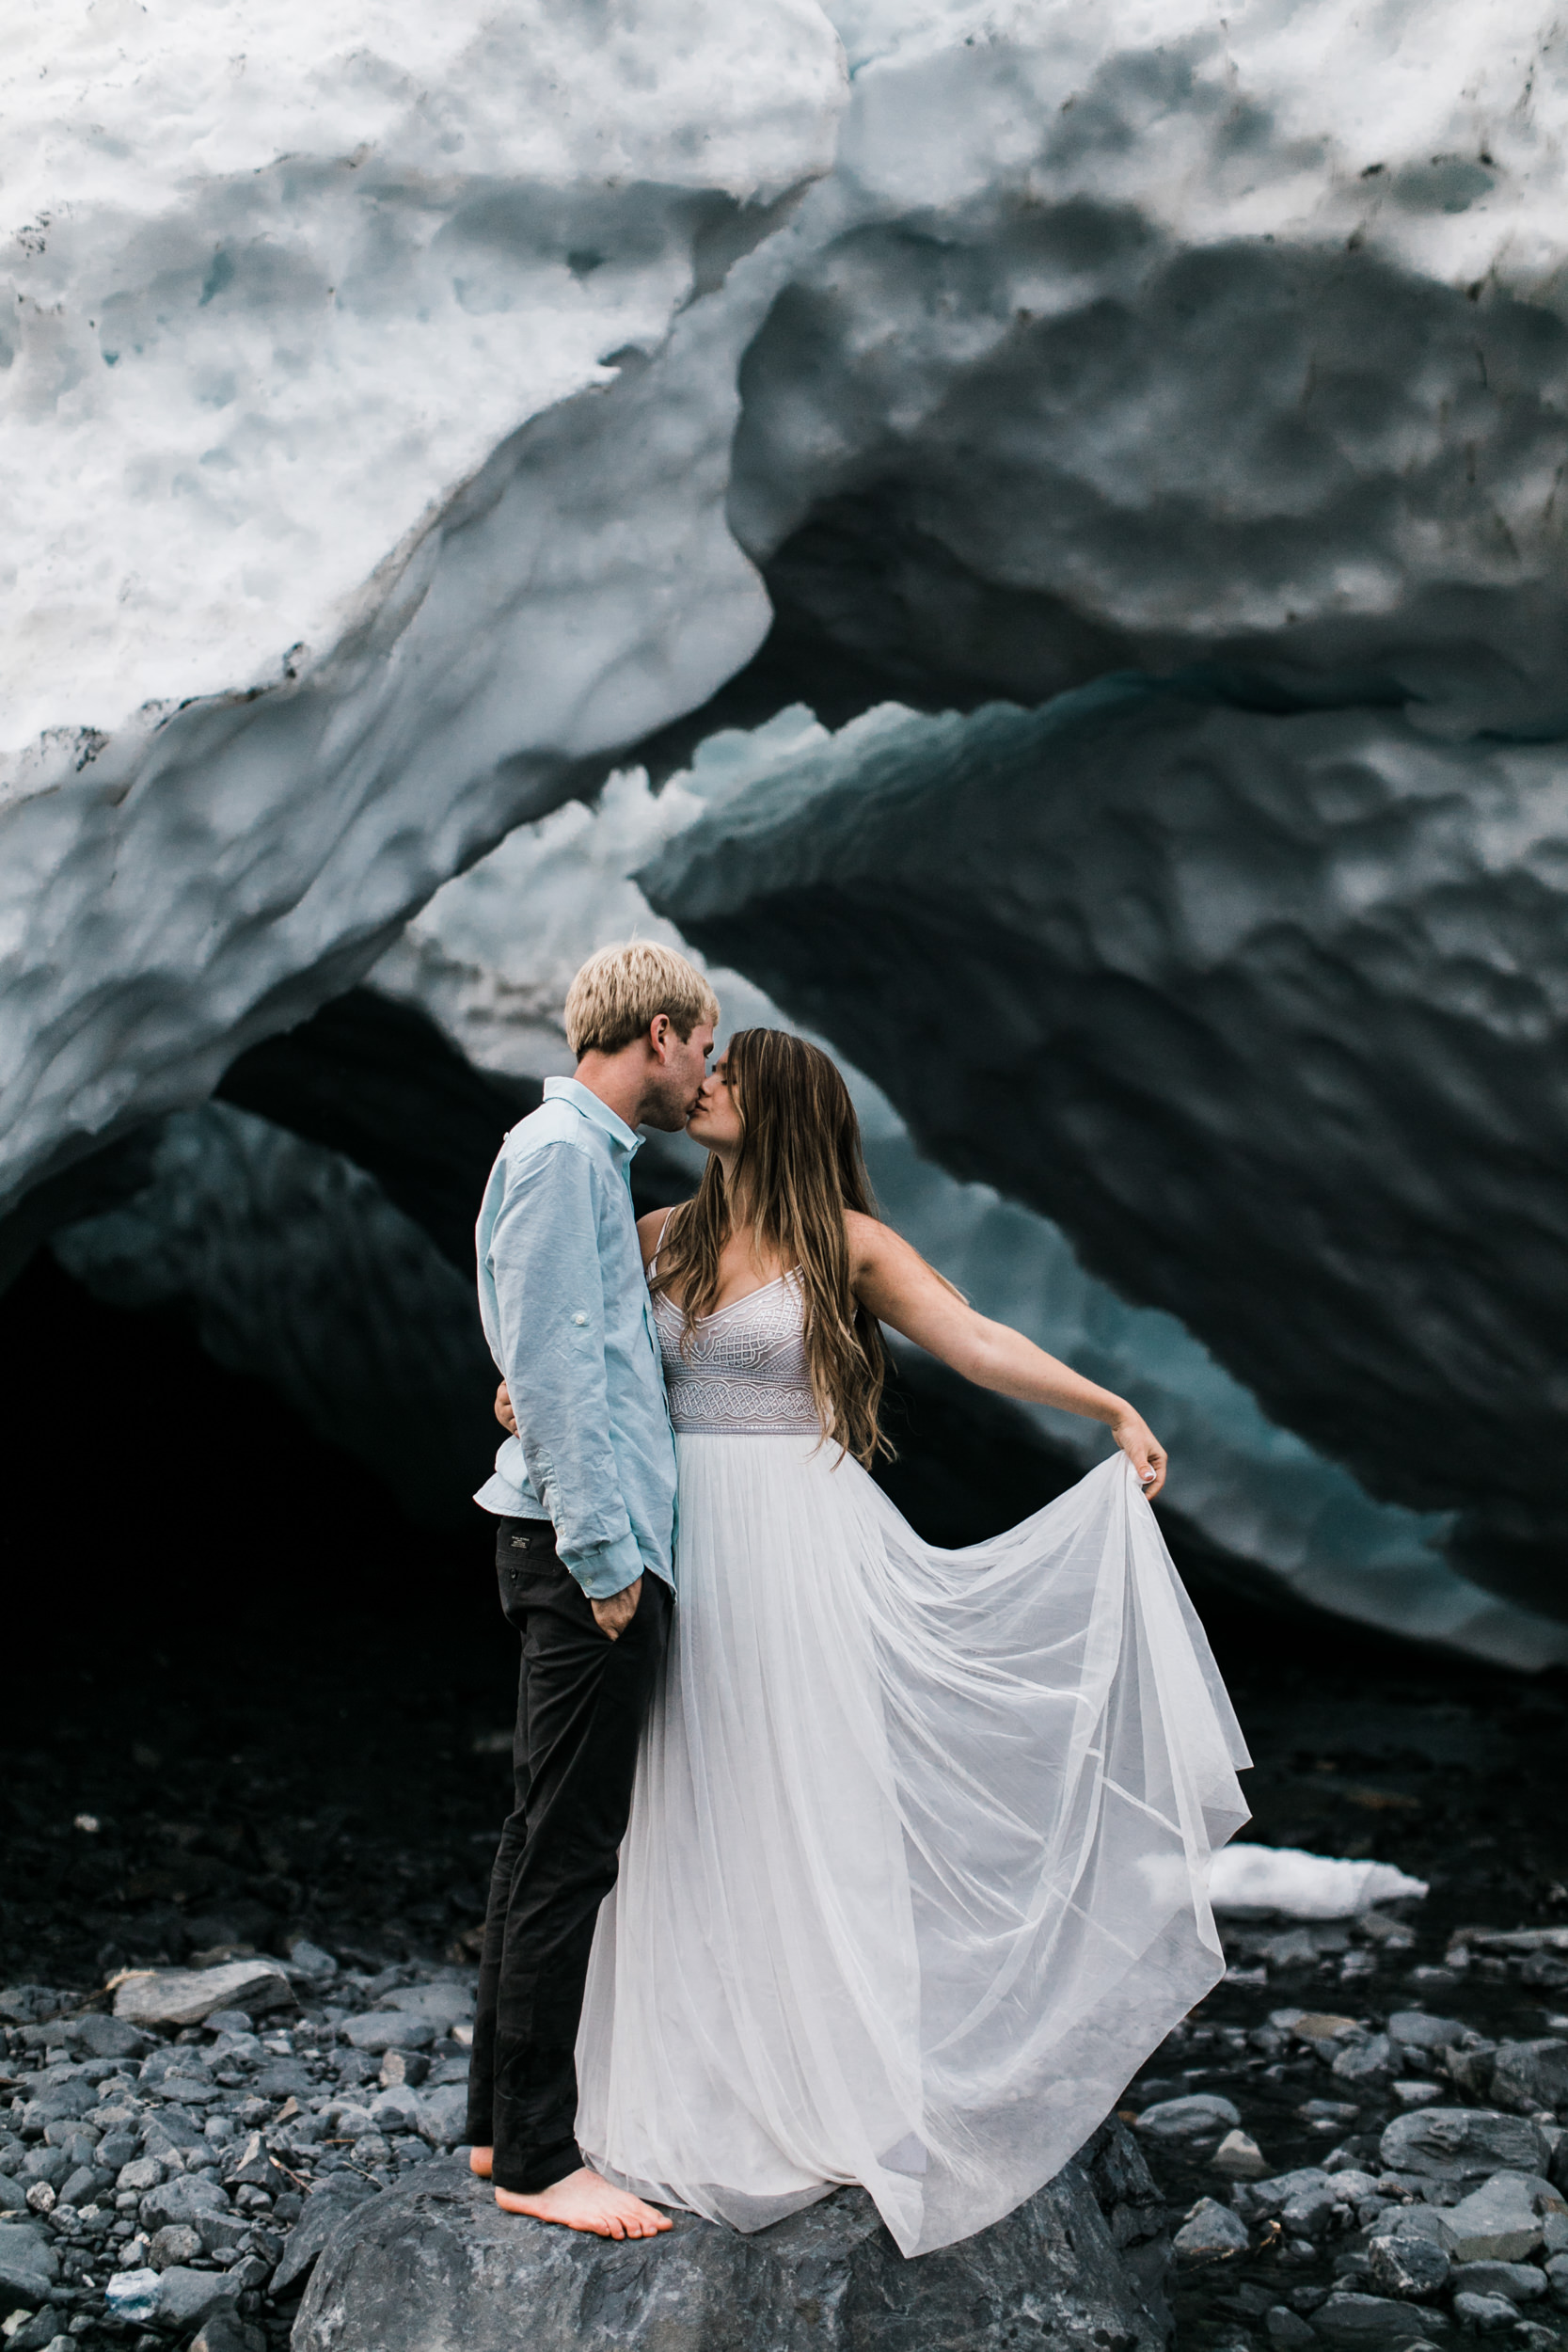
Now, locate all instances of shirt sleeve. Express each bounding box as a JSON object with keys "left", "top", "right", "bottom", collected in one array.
[{"left": 485, "top": 1139, "right": 645, "bottom": 1601}]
